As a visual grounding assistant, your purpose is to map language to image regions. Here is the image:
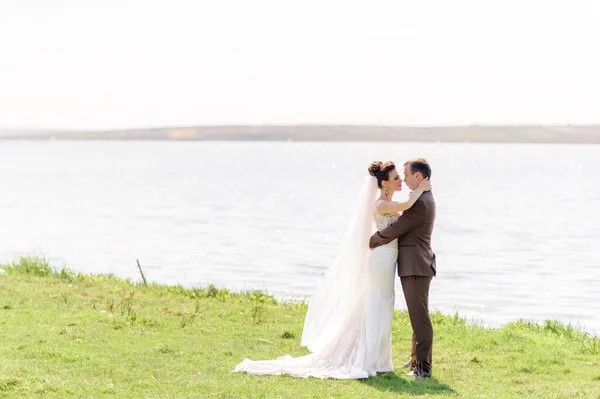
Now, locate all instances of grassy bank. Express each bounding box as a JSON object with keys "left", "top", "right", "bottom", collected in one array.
[{"left": 0, "top": 257, "right": 599, "bottom": 398}]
